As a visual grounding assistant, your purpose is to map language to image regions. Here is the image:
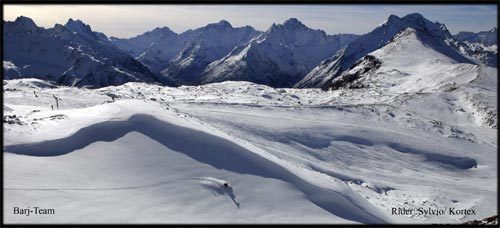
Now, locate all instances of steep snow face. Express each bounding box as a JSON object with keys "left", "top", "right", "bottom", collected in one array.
[
  {"left": 373, "top": 28, "right": 472, "bottom": 66},
  {"left": 296, "top": 13, "right": 458, "bottom": 89},
  {"left": 3, "top": 16, "right": 158, "bottom": 88},
  {"left": 454, "top": 28, "right": 498, "bottom": 46},
  {"left": 200, "top": 18, "right": 359, "bottom": 88},
  {"left": 160, "top": 20, "right": 261, "bottom": 85},
  {"left": 110, "top": 27, "right": 192, "bottom": 73}
]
